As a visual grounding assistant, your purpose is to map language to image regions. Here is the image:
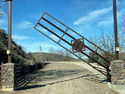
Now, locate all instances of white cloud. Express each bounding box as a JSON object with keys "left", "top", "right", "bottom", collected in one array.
[
  {"left": 36, "top": 42, "right": 56, "bottom": 48},
  {"left": 98, "top": 20, "right": 113, "bottom": 26},
  {"left": 35, "top": 25, "right": 48, "bottom": 32},
  {"left": 42, "top": 28, "right": 47, "bottom": 32},
  {"left": 37, "top": 27, "right": 47, "bottom": 32},
  {"left": 98, "top": 9, "right": 125, "bottom": 27},
  {"left": 17, "top": 21, "right": 33, "bottom": 29},
  {"left": 0, "top": 18, "right": 8, "bottom": 31},
  {"left": 73, "top": 6, "right": 112, "bottom": 25},
  {"left": 0, "top": 20, "right": 3, "bottom": 23},
  {"left": 117, "top": 9, "right": 125, "bottom": 18},
  {"left": 17, "top": 41, "right": 57, "bottom": 52},
  {"left": 12, "top": 35, "right": 30, "bottom": 40},
  {"left": 50, "top": 34, "right": 59, "bottom": 40},
  {"left": 0, "top": 19, "right": 7, "bottom": 25}
]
